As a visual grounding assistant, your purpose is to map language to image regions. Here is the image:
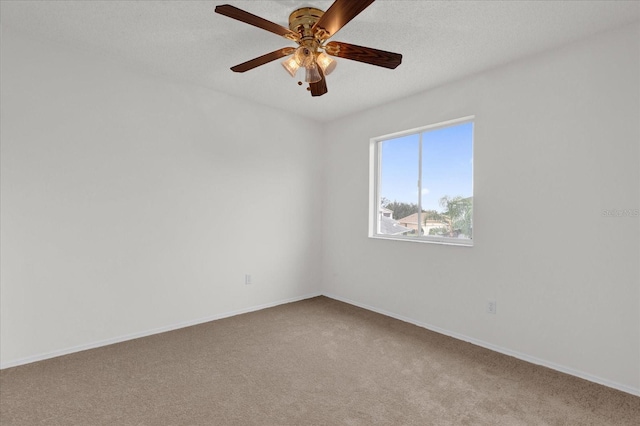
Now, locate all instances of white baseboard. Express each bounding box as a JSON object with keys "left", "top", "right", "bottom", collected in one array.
[
  {"left": 0, "top": 292, "right": 321, "bottom": 370},
  {"left": 322, "top": 292, "right": 640, "bottom": 397}
]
